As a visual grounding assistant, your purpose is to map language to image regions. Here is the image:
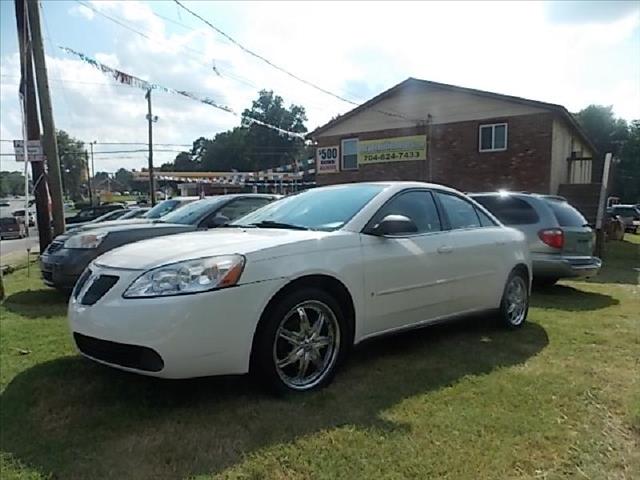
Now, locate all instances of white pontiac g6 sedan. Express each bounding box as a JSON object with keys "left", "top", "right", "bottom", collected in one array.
[{"left": 68, "top": 182, "right": 531, "bottom": 393}]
